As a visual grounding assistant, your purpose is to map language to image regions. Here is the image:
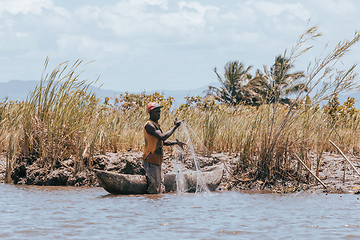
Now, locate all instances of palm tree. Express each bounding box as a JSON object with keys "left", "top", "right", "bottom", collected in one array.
[
  {"left": 207, "top": 61, "right": 257, "bottom": 106},
  {"left": 261, "top": 55, "right": 306, "bottom": 104},
  {"left": 242, "top": 69, "right": 268, "bottom": 105}
]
